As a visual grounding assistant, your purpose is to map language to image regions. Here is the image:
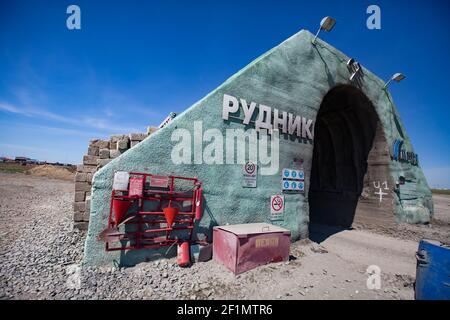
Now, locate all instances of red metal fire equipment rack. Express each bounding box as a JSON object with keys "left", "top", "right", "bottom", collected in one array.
[{"left": 102, "top": 172, "right": 203, "bottom": 253}]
